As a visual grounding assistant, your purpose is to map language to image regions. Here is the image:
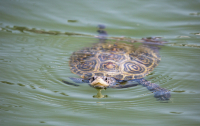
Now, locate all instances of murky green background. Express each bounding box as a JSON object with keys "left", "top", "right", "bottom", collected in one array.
[{"left": 0, "top": 0, "right": 200, "bottom": 126}]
